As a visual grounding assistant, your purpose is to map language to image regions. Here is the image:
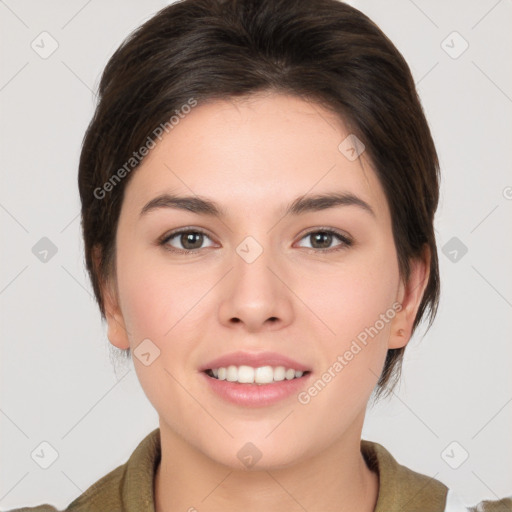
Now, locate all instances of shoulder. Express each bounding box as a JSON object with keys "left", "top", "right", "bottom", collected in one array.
[
  {"left": 468, "top": 496, "right": 512, "bottom": 512},
  {"left": 361, "top": 438, "right": 449, "bottom": 510},
  {"left": 7, "top": 428, "right": 161, "bottom": 512},
  {"left": 447, "top": 490, "right": 512, "bottom": 511},
  {"left": 361, "top": 439, "right": 512, "bottom": 512},
  {"left": 6, "top": 507, "right": 60, "bottom": 512},
  {"left": 6, "top": 462, "right": 125, "bottom": 512}
]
